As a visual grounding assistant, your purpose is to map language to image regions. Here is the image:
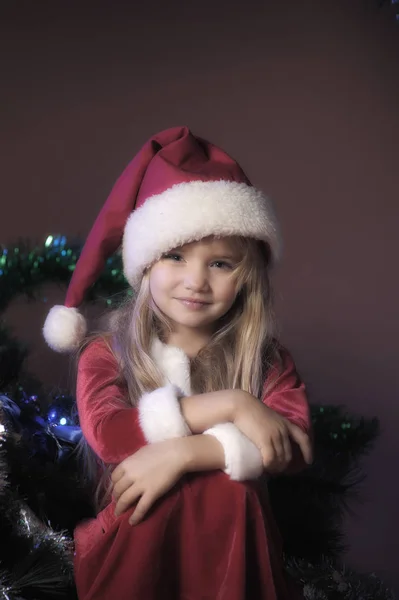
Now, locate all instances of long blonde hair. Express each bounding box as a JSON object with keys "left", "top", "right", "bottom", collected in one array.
[{"left": 76, "top": 236, "right": 280, "bottom": 510}]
